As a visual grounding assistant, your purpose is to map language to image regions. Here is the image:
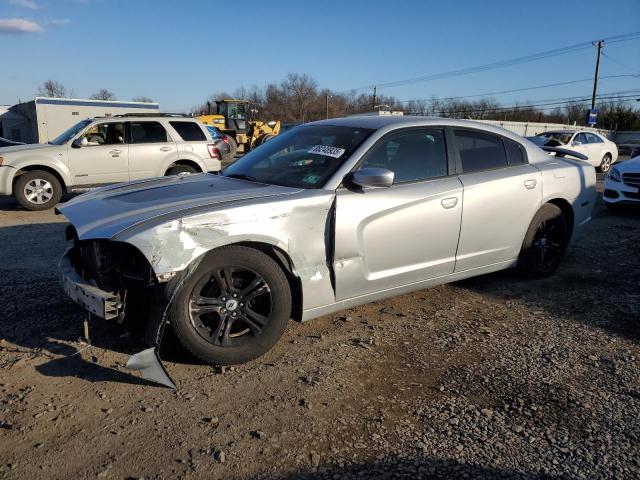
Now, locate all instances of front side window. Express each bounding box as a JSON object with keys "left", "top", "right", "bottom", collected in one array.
[
  {"left": 81, "top": 122, "right": 125, "bottom": 146},
  {"left": 49, "top": 119, "right": 92, "bottom": 145},
  {"left": 129, "top": 122, "right": 168, "bottom": 144},
  {"left": 454, "top": 130, "right": 508, "bottom": 173},
  {"left": 222, "top": 125, "right": 373, "bottom": 188},
  {"left": 170, "top": 121, "right": 206, "bottom": 141},
  {"left": 359, "top": 129, "right": 448, "bottom": 184}
]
